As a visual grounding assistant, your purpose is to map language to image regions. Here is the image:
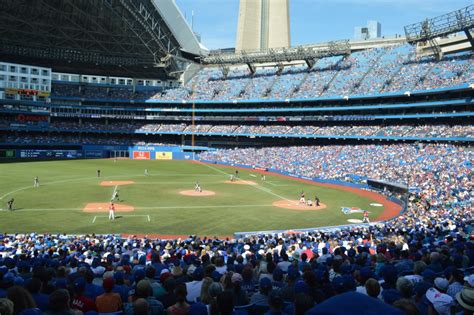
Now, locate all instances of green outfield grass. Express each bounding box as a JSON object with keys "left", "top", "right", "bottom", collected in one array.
[{"left": 0, "top": 159, "right": 386, "bottom": 235}]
